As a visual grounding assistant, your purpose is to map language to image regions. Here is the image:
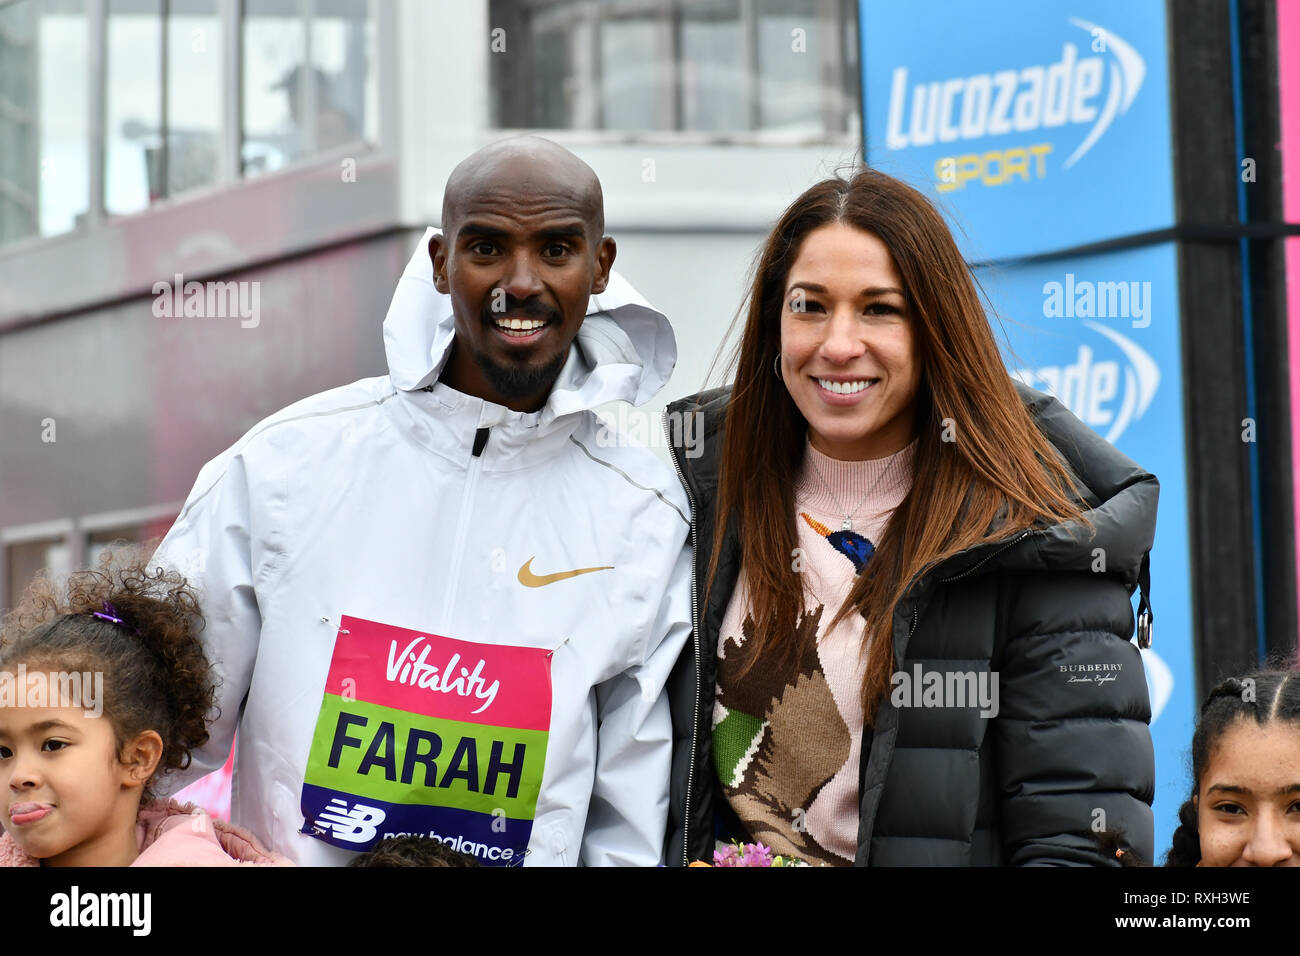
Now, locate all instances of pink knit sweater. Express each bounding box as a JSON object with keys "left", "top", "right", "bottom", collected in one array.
[
  {"left": 0, "top": 800, "right": 293, "bottom": 867},
  {"left": 713, "top": 438, "right": 915, "bottom": 865}
]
